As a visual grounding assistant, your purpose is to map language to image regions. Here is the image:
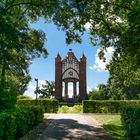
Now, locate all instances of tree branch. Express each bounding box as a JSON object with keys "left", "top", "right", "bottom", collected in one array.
[
  {"left": 100, "top": 1, "right": 132, "bottom": 11},
  {"left": 5, "top": 0, "right": 16, "bottom": 9},
  {"left": 6, "top": 2, "right": 41, "bottom": 11},
  {"left": 98, "top": 12, "right": 122, "bottom": 36}
]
